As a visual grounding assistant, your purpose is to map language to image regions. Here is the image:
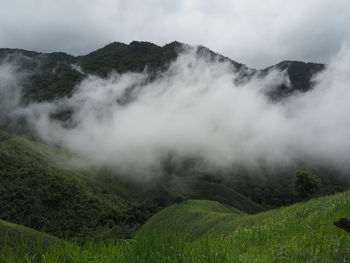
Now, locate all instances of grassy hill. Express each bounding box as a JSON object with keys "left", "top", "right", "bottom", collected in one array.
[
  {"left": 2, "top": 191, "right": 350, "bottom": 262},
  {"left": 136, "top": 192, "right": 350, "bottom": 261},
  {"left": 138, "top": 200, "right": 245, "bottom": 240}
]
